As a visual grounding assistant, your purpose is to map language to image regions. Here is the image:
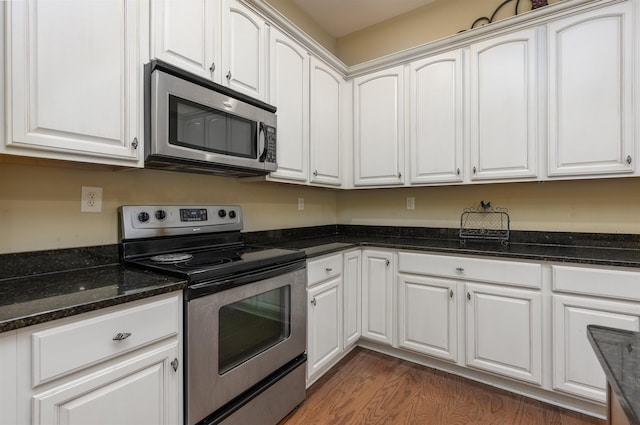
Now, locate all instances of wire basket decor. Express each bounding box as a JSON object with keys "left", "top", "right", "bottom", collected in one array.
[{"left": 459, "top": 201, "right": 510, "bottom": 246}]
